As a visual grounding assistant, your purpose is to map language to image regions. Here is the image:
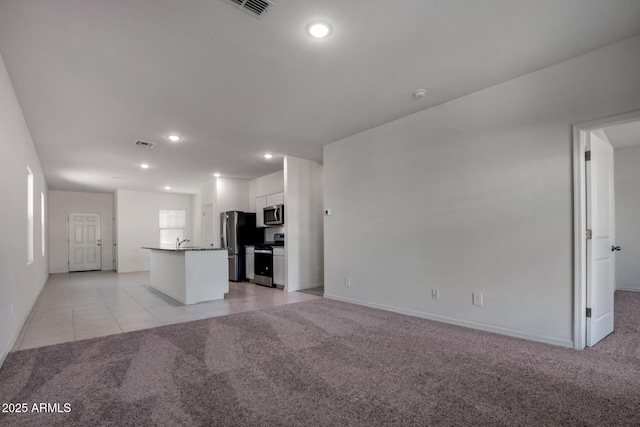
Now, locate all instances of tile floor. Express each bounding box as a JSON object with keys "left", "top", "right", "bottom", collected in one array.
[{"left": 11, "top": 271, "right": 320, "bottom": 352}]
